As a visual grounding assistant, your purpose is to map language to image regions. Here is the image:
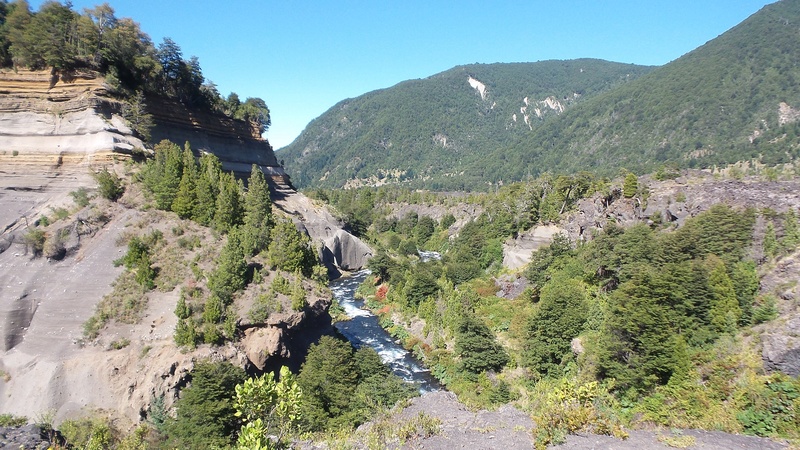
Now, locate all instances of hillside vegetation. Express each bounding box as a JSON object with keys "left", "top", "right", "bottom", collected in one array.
[
  {"left": 280, "top": 60, "right": 653, "bottom": 190},
  {"left": 0, "top": 0, "right": 270, "bottom": 138},
  {"left": 281, "top": 0, "right": 800, "bottom": 191},
  {"left": 312, "top": 167, "right": 800, "bottom": 448}
]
